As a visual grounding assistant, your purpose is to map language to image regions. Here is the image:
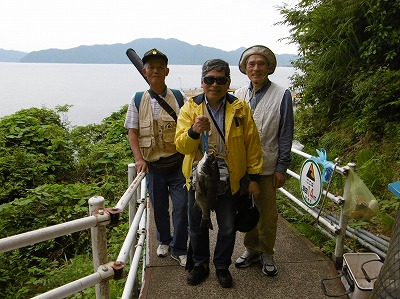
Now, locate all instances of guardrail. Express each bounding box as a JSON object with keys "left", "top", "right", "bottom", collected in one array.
[
  {"left": 0, "top": 165, "right": 147, "bottom": 299},
  {"left": 0, "top": 147, "right": 389, "bottom": 298},
  {"left": 281, "top": 146, "right": 388, "bottom": 268}
]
